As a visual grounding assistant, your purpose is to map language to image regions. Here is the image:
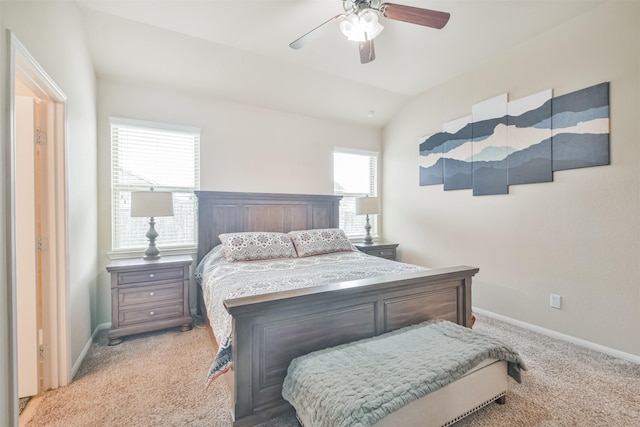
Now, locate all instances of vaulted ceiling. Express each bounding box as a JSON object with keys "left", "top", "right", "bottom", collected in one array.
[{"left": 77, "top": 0, "right": 605, "bottom": 127}]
